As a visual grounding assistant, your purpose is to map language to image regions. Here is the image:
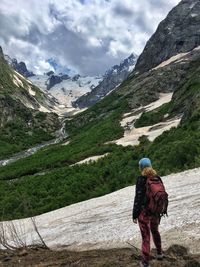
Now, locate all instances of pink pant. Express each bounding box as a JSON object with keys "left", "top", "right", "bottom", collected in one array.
[{"left": 138, "top": 210, "right": 162, "bottom": 264}]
